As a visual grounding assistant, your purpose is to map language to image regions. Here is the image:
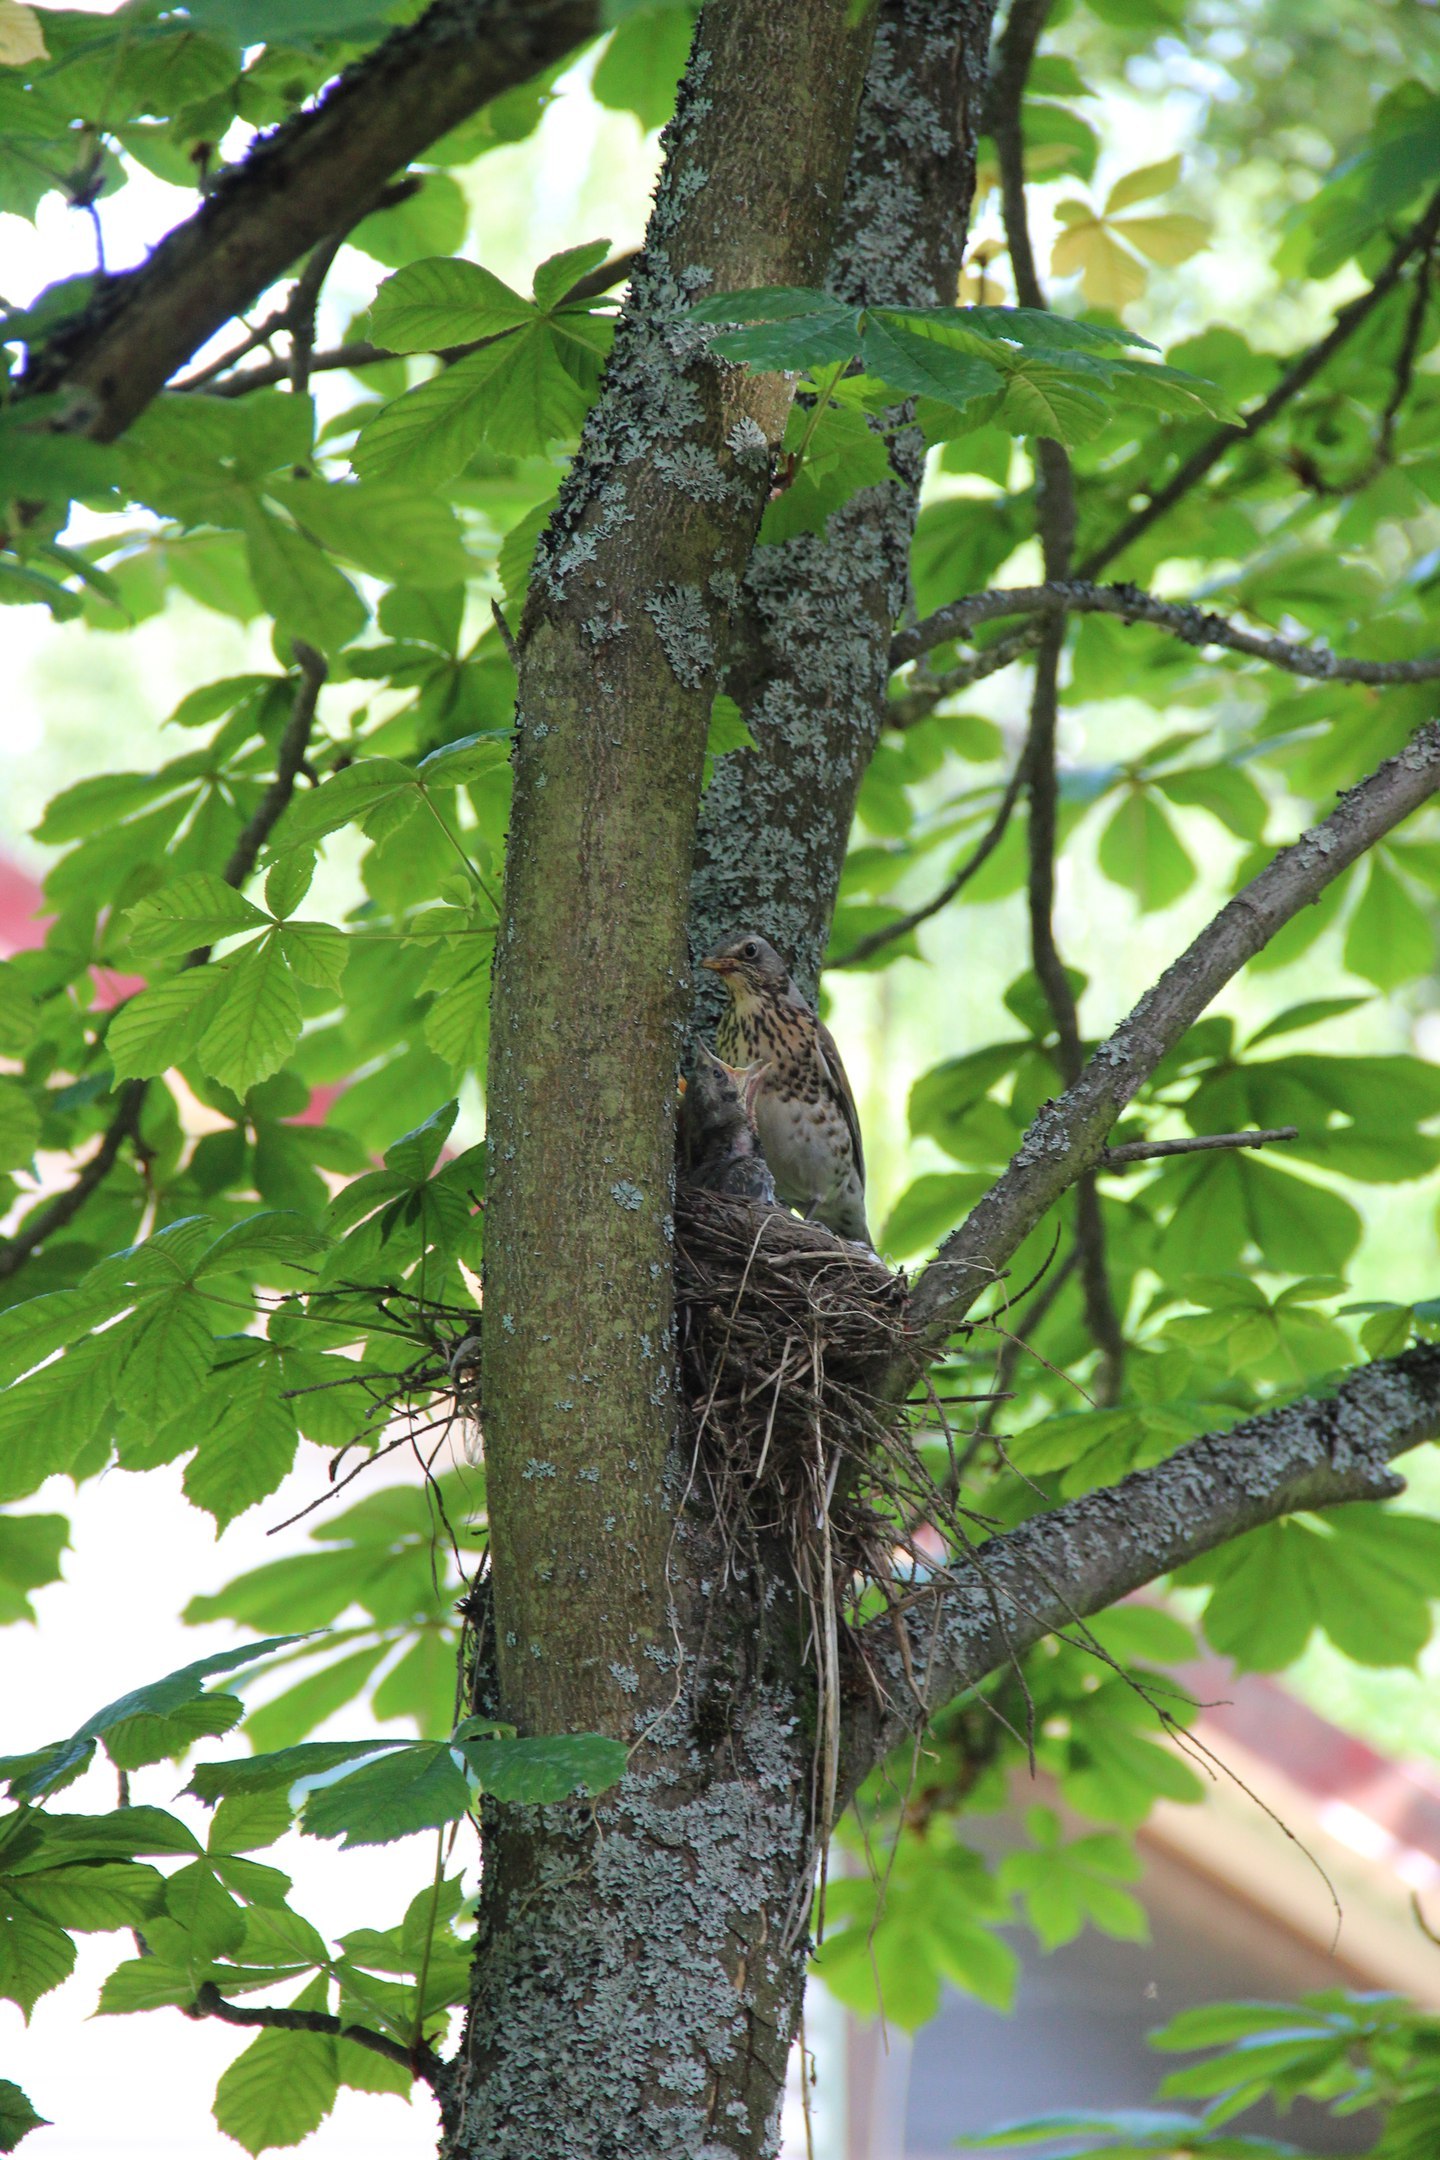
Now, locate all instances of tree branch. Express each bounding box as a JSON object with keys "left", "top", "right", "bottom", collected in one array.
[
  {"left": 220, "top": 644, "right": 328, "bottom": 889},
  {"left": 21, "top": 0, "right": 600, "bottom": 441},
  {"left": 826, "top": 753, "right": 1028, "bottom": 969},
  {"left": 849, "top": 1342, "right": 1440, "bottom": 1788},
  {"left": 1079, "top": 184, "right": 1440, "bottom": 580},
  {"left": 0, "top": 646, "right": 327, "bottom": 1283},
  {"left": 1291, "top": 234, "right": 1435, "bottom": 498},
  {"left": 190, "top": 1982, "right": 449, "bottom": 2098},
  {"left": 893, "top": 579, "right": 1440, "bottom": 683},
  {"left": 990, "top": 0, "right": 1124, "bottom": 1401},
  {"left": 1102, "top": 1125, "right": 1297, "bottom": 1167},
  {"left": 886, "top": 622, "right": 1044, "bottom": 726},
  {"left": 687, "top": 0, "right": 1000, "bottom": 1003},
  {"left": 905, "top": 716, "right": 1440, "bottom": 1346}
]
